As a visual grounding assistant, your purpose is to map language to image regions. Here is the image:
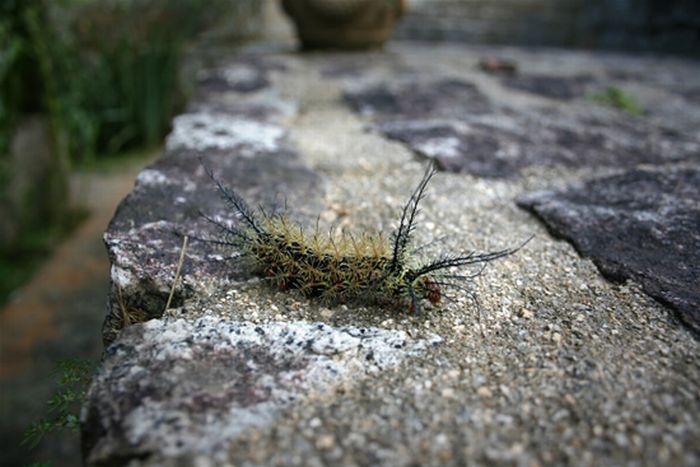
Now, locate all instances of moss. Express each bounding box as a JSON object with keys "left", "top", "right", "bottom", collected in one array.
[{"left": 589, "top": 86, "right": 644, "bottom": 116}]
